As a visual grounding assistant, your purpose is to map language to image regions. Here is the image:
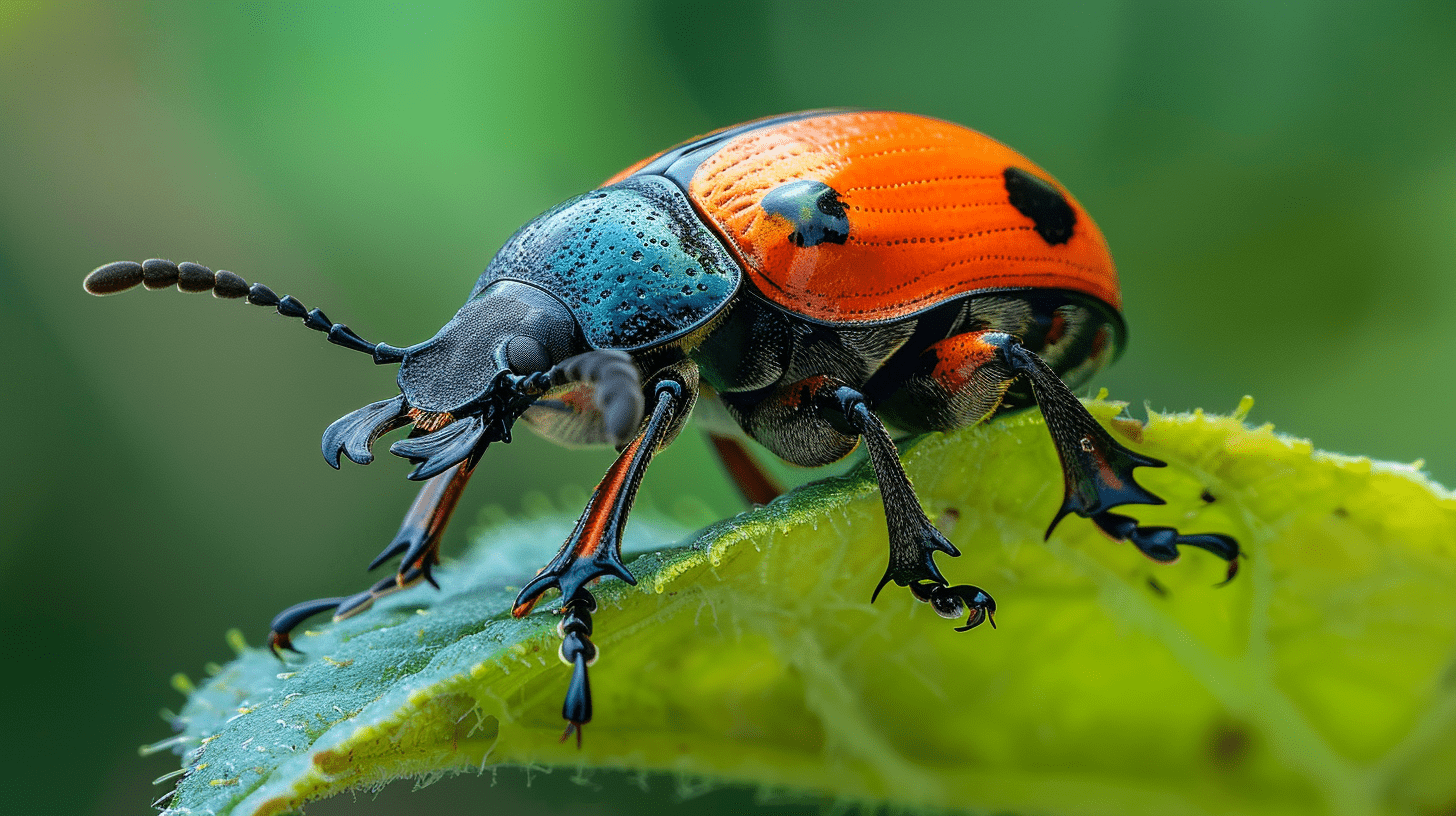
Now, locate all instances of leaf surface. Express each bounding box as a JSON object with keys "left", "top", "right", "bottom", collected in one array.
[{"left": 158, "top": 399, "right": 1456, "bottom": 816}]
